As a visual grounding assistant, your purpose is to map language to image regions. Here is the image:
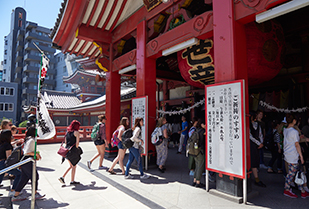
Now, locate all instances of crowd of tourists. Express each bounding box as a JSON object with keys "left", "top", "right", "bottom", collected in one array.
[
  {"left": 0, "top": 119, "right": 45, "bottom": 202},
  {"left": 249, "top": 110, "right": 309, "bottom": 199},
  {"left": 2, "top": 109, "right": 309, "bottom": 202}
]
